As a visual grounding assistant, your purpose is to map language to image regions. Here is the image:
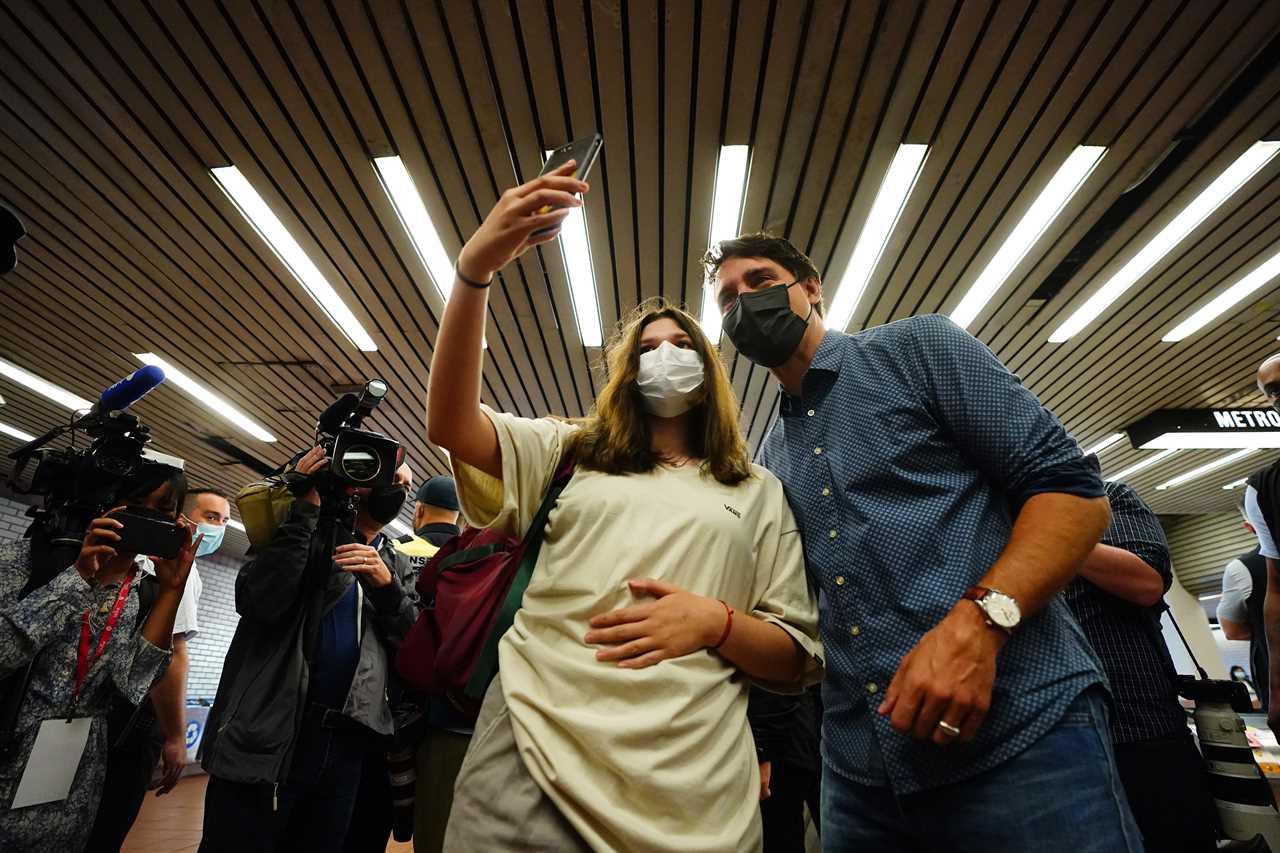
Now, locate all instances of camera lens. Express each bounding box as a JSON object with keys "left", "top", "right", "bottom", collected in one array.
[{"left": 340, "top": 446, "right": 381, "bottom": 483}]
